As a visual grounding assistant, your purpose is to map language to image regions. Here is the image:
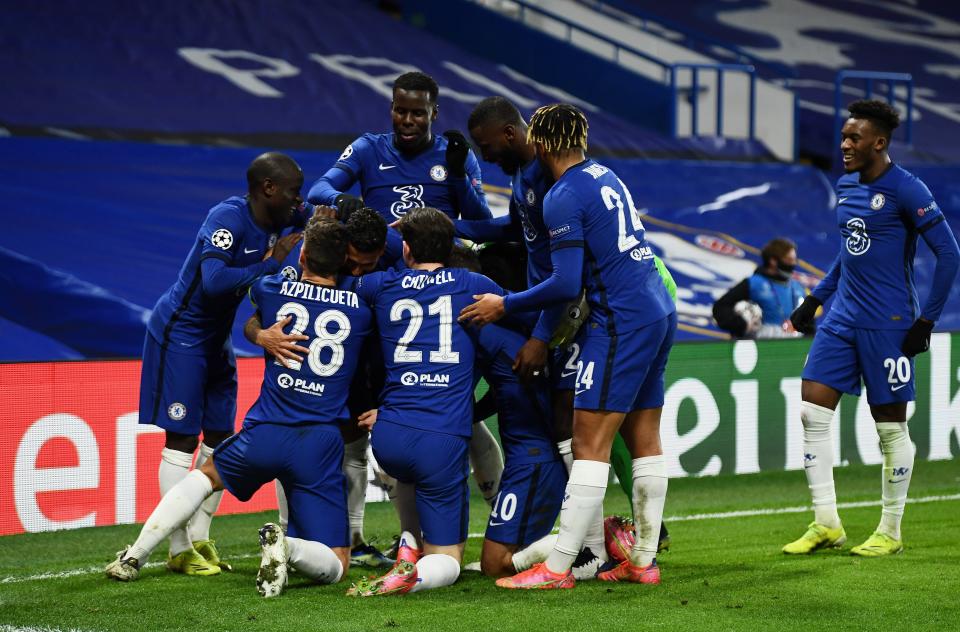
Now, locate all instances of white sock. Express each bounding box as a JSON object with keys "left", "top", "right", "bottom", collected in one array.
[
  {"left": 876, "top": 422, "right": 913, "bottom": 540},
  {"left": 512, "top": 533, "right": 558, "bottom": 572},
  {"left": 398, "top": 529, "right": 421, "bottom": 553},
  {"left": 159, "top": 447, "right": 195, "bottom": 555},
  {"left": 287, "top": 537, "right": 344, "bottom": 584},
  {"left": 801, "top": 402, "right": 841, "bottom": 529},
  {"left": 556, "top": 439, "right": 573, "bottom": 474},
  {"left": 187, "top": 443, "right": 222, "bottom": 543},
  {"left": 390, "top": 481, "right": 421, "bottom": 538},
  {"left": 410, "top": 553, "right": 460, "bottom": 592},
  {"left": 470, "top": 421, "right": 504, "bottom": 505},
  {"left": 629, "top": 455, "right": 668, "bottom": 568},
  {"left": 546, "top": 459, "right": 609, "bottom": 574},
  {"left": 582, "top": 504, "right": 607, "bottom": 564},
  {"left": 128, "top": 470, "right": 213, "bottom": 564},
  {"left": 343, "top": 436, "right": 370, "bottom": 546},
  {"left": 275, "top": 480, "right": 289, "bottom": 532}
]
